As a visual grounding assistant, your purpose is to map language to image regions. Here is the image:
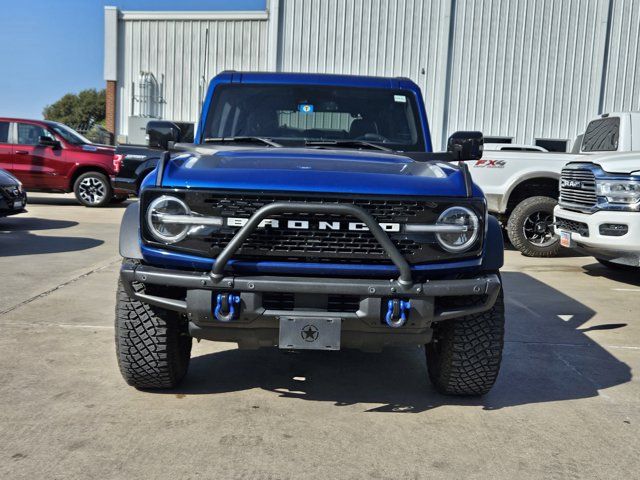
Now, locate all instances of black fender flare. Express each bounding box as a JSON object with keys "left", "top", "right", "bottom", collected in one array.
[
  {"left": 119, "top": 202, "right": 143, "bottom": 259},
  {"left": 481, "top": 214, "right": 504, "bottom": 272}
]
